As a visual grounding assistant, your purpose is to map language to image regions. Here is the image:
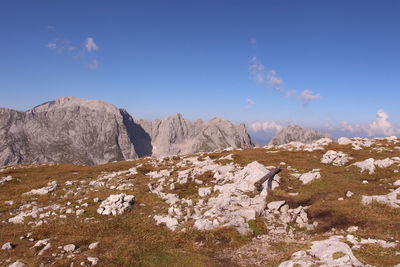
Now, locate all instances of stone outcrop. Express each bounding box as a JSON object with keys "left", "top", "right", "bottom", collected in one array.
[
  {"left": 321, "top": 150, "right": 352, "bottom": 166},
  {"left": 96, "top": 193, "right": 135, "bottom": 215},
  {"left": 270, "top": 125, "right": 329, "bottom": 145}
]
